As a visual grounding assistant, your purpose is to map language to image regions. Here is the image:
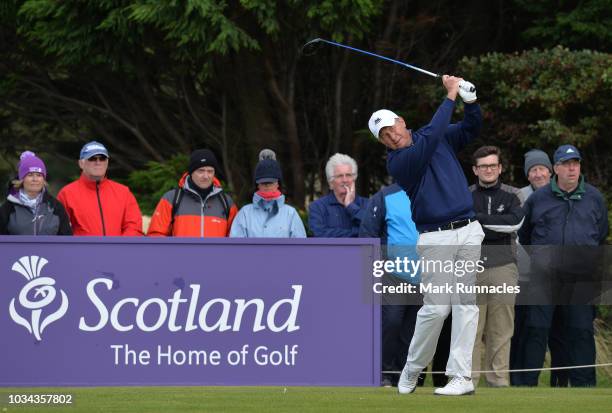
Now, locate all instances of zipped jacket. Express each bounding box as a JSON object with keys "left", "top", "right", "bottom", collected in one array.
[
  {"left": 229, "top": 193, "right": 305, "bottom": 238},
  {"left": 0, "top": 190, "right": 72, "bottom": 235},
  {"left": 147, "top": 173, "right": 237, "bottom": 237},
  {"left": 359, "top": 184, "right": 420, "bottom": 283},
  {"left": 308, "top": 192, "right": 368, "bottom": 237},
  {"left": 57, "top": 174, "right": 143, "bottom": 236},
  {"left": 359, "top": 183, "right": 418, "bottom": 246},
  {"left": 519, "top": 176, "right": 608, "bottom": 246},
  {"left": 469, "top": 180, "right": 524, "bottom": 267}
]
